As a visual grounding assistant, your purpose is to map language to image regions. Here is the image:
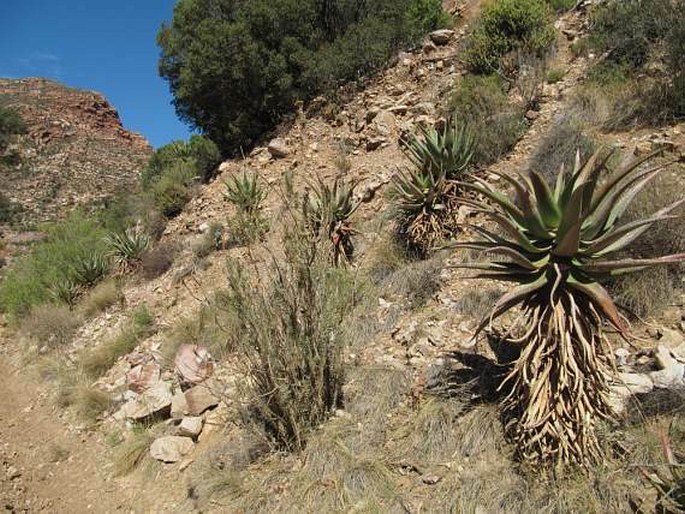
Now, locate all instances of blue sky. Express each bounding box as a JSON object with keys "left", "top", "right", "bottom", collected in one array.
[{"left": 0, "top": 1, "right": 192, "bottom": 148}]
